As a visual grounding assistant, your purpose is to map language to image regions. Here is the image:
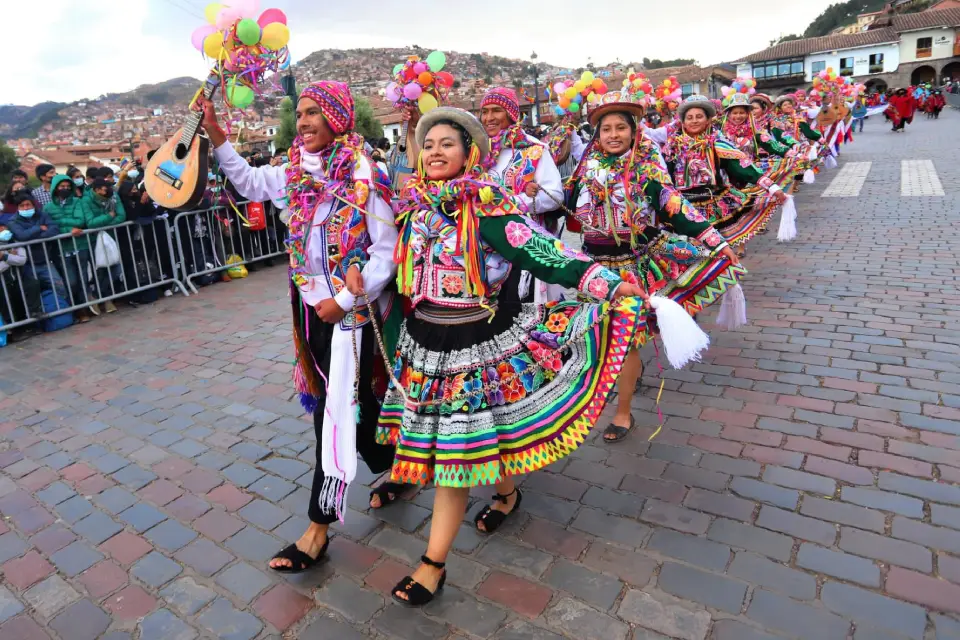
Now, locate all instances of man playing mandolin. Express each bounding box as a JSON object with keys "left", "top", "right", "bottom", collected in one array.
[{"left": 198, "top": 81, "right": 405, "bottom": 574}]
